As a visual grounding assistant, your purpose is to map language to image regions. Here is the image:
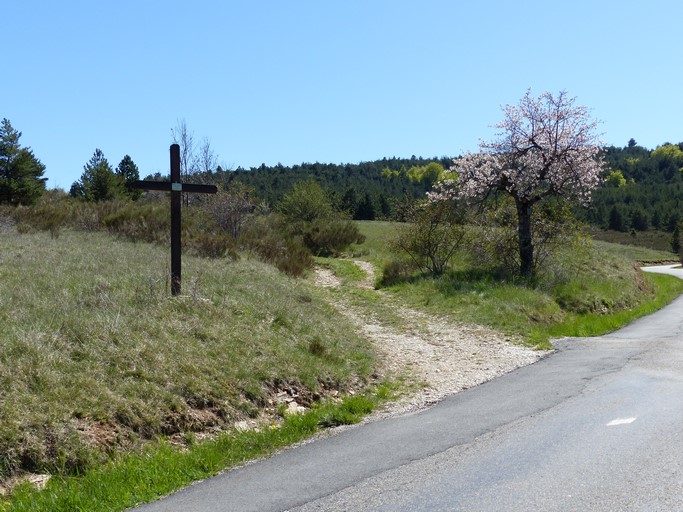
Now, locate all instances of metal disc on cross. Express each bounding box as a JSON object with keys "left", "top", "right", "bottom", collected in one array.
[{"left": 132, "top": 144, "right": 217, "bottom": 296}]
